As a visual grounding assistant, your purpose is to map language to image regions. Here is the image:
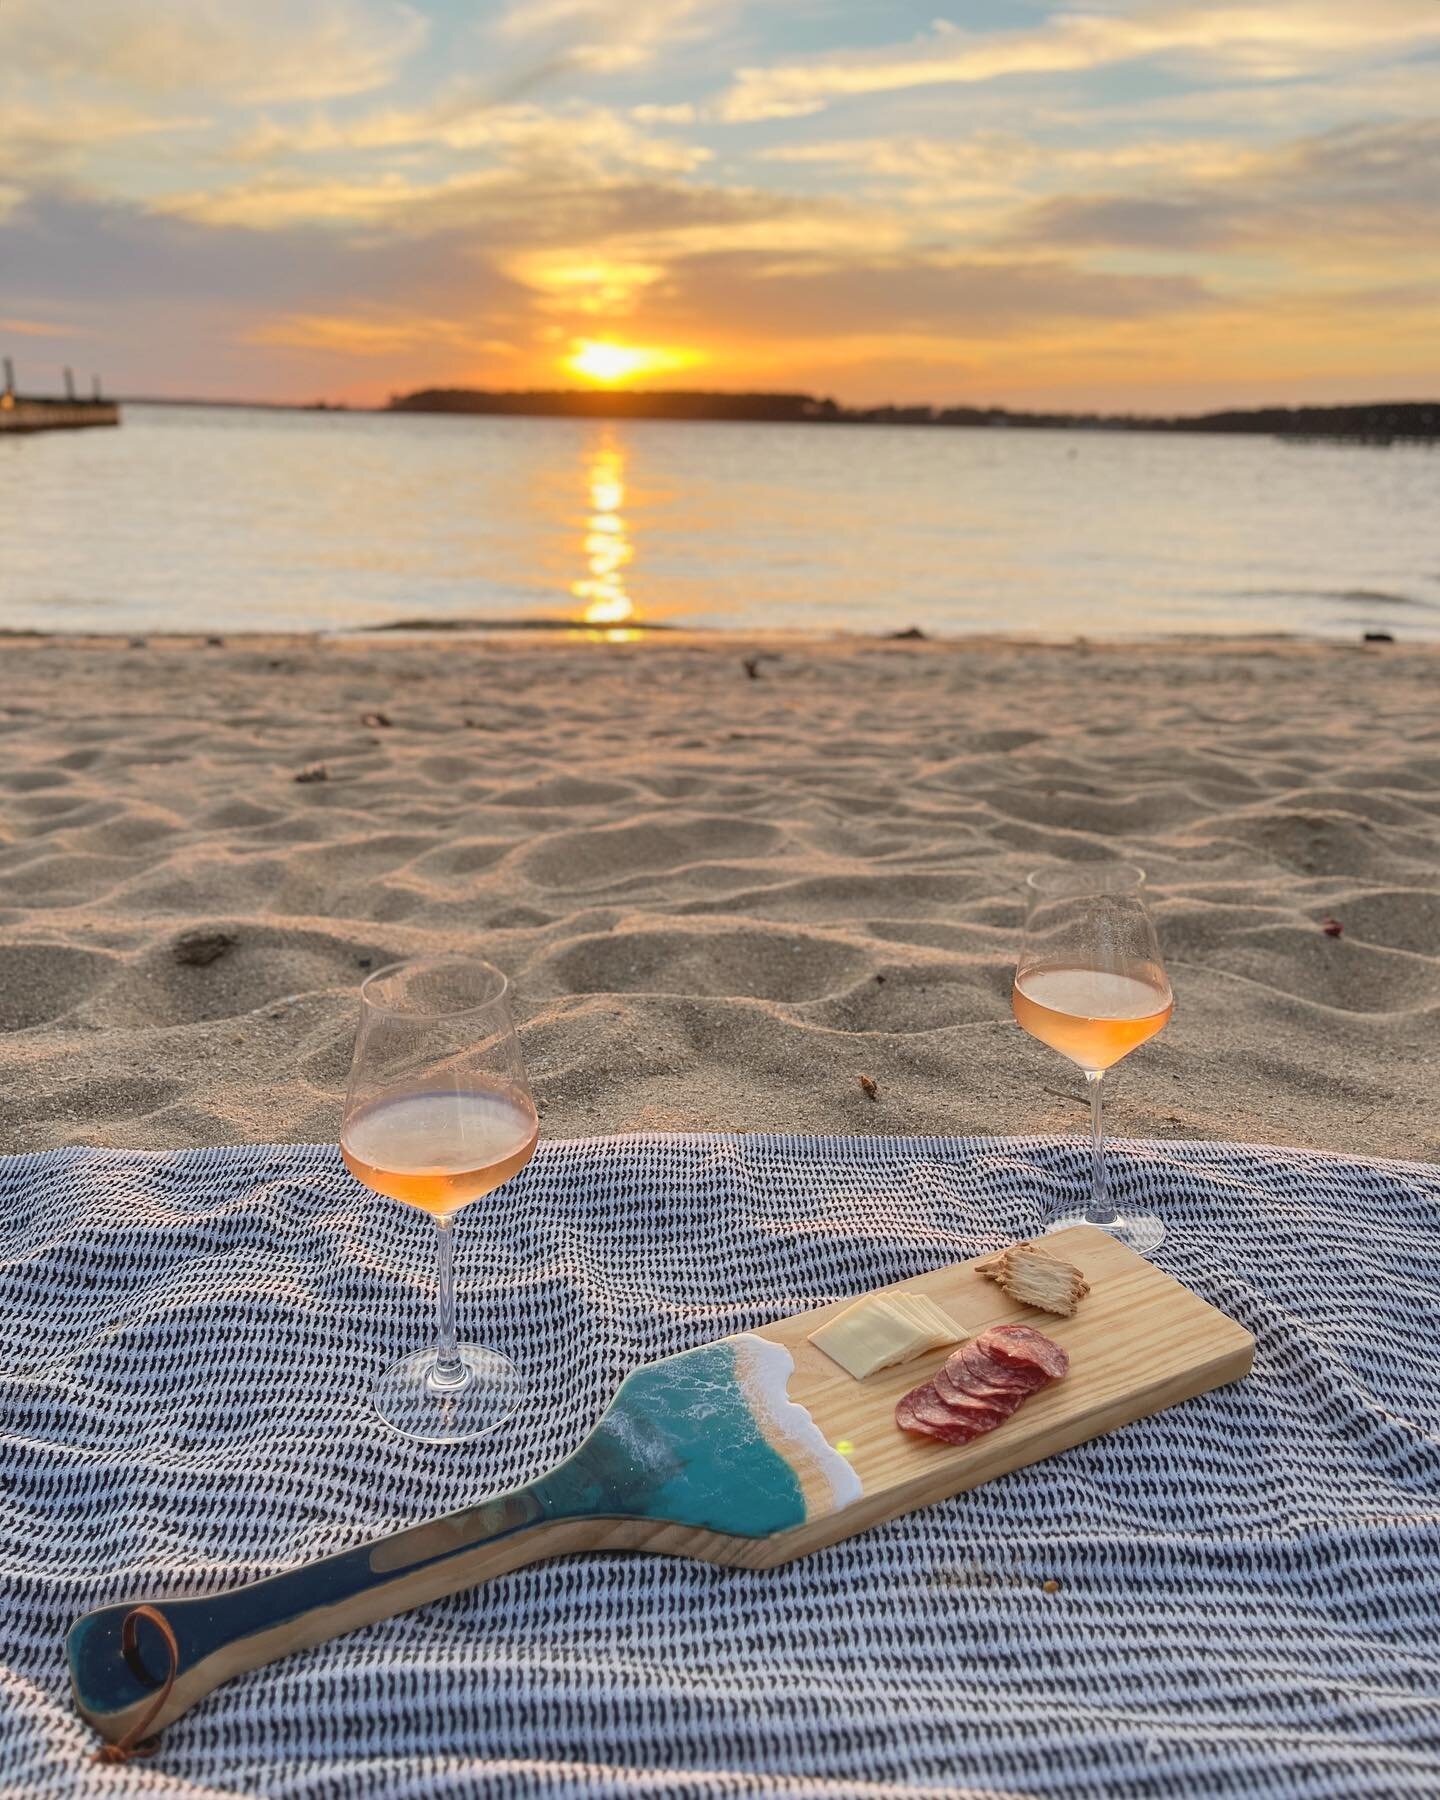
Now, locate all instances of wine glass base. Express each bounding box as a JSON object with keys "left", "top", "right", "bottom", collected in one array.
[
  {"left": 373, "top": 1345, "right": 525, "bottom": 1444},
  {"left": 1044, "top": 1212, "right": 1166, "bottom": 1256}
]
